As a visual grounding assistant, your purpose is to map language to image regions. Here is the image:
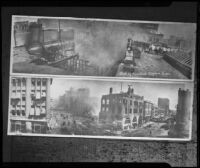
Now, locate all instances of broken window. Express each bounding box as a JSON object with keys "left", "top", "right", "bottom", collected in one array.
[
  {"left": 37, "top": 79, "right": 41, "bottom": 86},
  {"left": 31, "top": 79, "right": 36, "bottom": 86},
  {"left": 106, "top": 99, "right": 109, "bottom": 104},
  {"left": 12, "top": 79, "right": 16, "bottom": 86},
  {"left": 132, "top": 117, "right": 137, "bottom": 122},
  {"left": 33, "top": 123, "right": 41, "bottom": 133},
  {"left": 11, "top": 121, "right": 26, "bottom": 133},
  {"left": 134, "top": 101, "right": 138, "bottom": 108},
  {"left": 125, "top": 118, "right": 131, "bottom": 124}
]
